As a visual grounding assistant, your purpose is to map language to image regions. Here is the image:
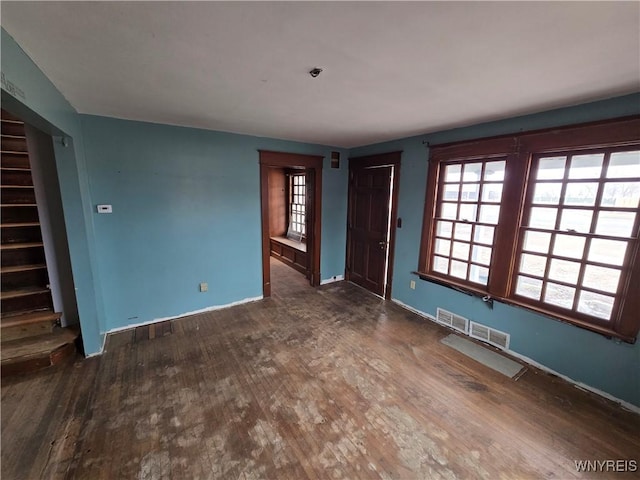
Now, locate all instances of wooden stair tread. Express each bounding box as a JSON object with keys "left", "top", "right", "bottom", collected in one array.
[
  {"left": 0, "top": 310, "right": 60, "bottom": 343},
  {"left": 1, "top": 222, "right": 40, "bottom": 227},
  {"left": 0, "top": 185, "right": 34, "bottom": 189},
  {"left": 1, "top": 167, "right": 31, "bottom": 172},
  {"left": 0, "top": 287, "right": 49, "bottom": 300},
  {"left": 1, "top": 263, "right": 47, "bottom": 274},
  {"left": 1, "top": 328, "right": 78, "bottom": 363},
  {"left": 1, "top": 134, "right": 26, "bottom": 140},
  {"left": 0, "top": 151, "right": 29, "bottom": 156},
  {"left": 1, "top": 117, "right": 23, "bottom": 125},
  {"left": 0, "top": 242, "right": 44, "bottom": 250},
  {"left": 0, "top": 204, "right": 37, "bottom": 207},
  {"left": 1, "top": 310, "right": 61, "bottom": 328}
]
